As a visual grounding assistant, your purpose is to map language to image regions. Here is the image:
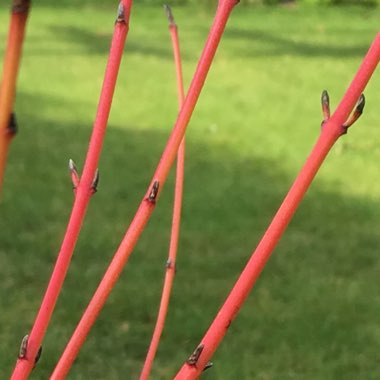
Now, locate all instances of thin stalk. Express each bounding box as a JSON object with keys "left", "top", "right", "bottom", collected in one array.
[
  {"left": 50, "top": 1, "right": 238, "bottom": 378},
  {"left": 174, "top": 32, "right": 380, "bottom": 380},
  {"left": 10, "top": 2, "right": 133, "bottom": 378},
  {"left": 0, "top": 0, "right": 31, "bottom": 195},
  {"left": 139, "top": 5, "right": 185, "bottom": 380}
]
